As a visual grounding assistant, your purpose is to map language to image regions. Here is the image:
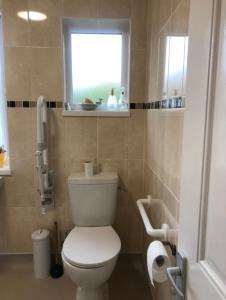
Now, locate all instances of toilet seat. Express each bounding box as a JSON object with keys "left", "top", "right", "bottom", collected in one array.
[{"left": 62, "top": 226, "right": 121, "bottom": 269}]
